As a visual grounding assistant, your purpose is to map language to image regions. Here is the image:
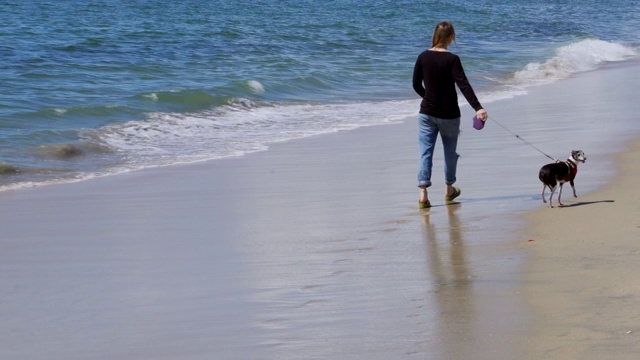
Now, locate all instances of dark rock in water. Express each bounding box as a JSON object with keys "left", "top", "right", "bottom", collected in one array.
[
  {"left": 52, "top": 144, "right": 83, "bottom": 158},
  {"left": 0, "top": 163, "right": 19, "bottom": 174}
]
